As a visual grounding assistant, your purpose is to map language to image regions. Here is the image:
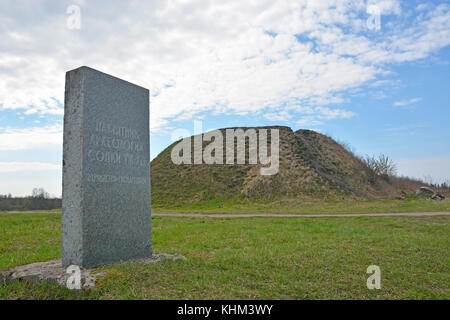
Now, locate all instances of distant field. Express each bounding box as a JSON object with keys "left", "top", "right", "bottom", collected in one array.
[
  {"left": 2, "top": 198, "right": 449, "bottom": 215},
  {"left": 1, "top": 212, "right": 449, "bottom": 299},
  {"left": 153, "top": 198, "right": 450, "bottom": 214}
]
